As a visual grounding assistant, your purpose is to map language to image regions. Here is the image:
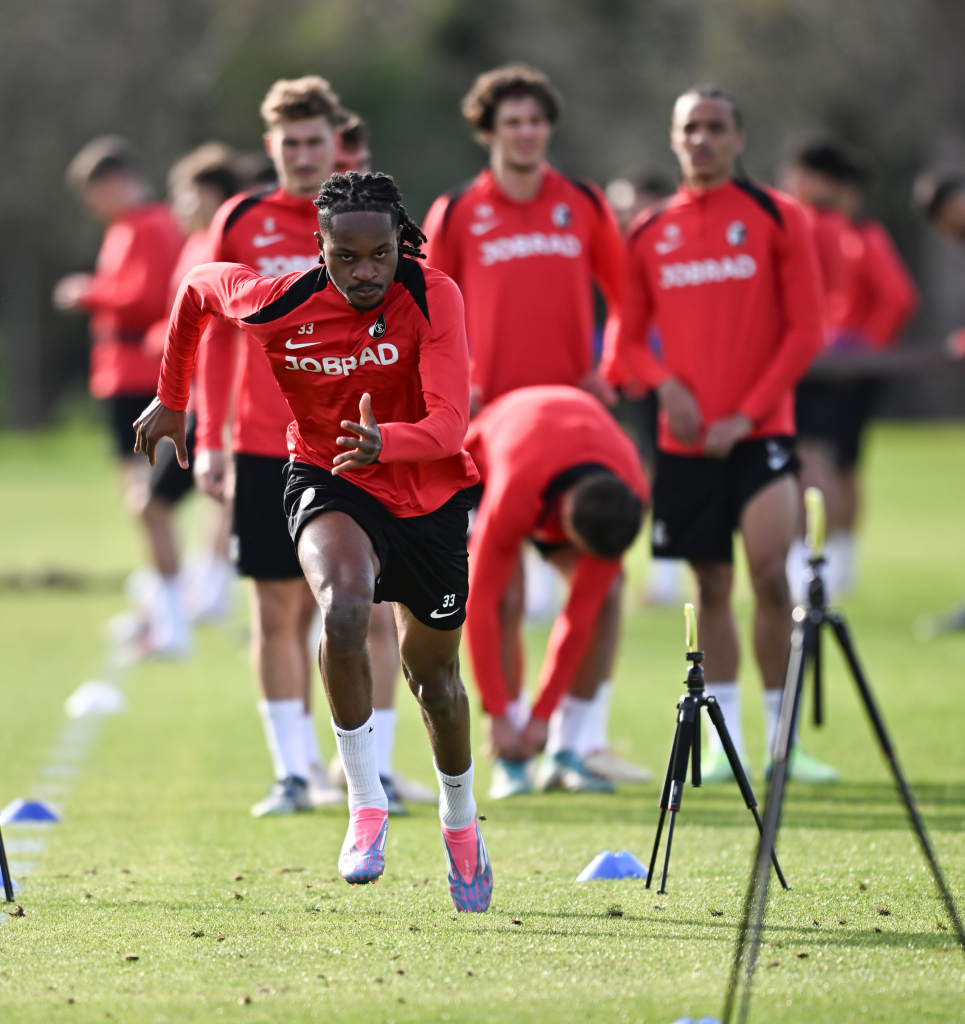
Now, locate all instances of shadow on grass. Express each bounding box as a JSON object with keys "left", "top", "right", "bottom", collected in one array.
[{"left": 481, "top": 782, "right": 965, "bottom": 832}]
